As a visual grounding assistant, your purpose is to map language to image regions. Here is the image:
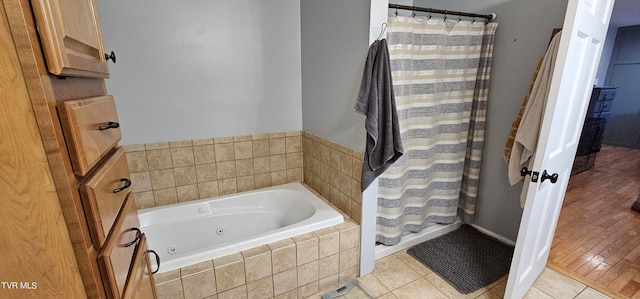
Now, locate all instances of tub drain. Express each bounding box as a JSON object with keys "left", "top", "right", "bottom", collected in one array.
[
  {"left": 167, "top": 245, "right": 177, "bottom": 254},
  {"left": 216, "top": 227, "right": 224, "bottom": 235}
]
